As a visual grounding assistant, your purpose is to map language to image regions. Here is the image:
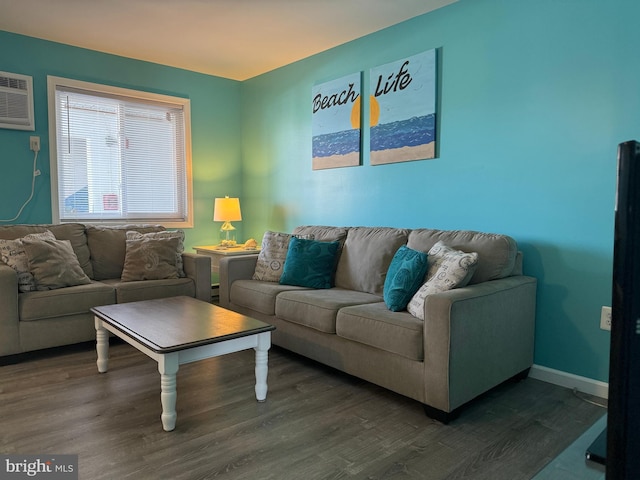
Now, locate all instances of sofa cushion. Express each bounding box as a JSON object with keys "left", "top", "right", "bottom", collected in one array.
[
  {"left": 231, "top": 279, "right": 309, "bottom": 315},
  {"left": 383, "top": 245, "right": 429, "bottom": 312},
  {"left": 86, "top": 225, "right": 165, "bottom": 280},
  {"left": 121, "top": 233, "right": 182, "bottom": 281},
  {"left": 275, "top": 288, "right": 382, "bottom": 333},
  {"left": 336, "top": 302, "right": 424, "bottom": 361},
  {"left": 292, "top": 225, "right": 349, "bottom": 243},
  {"left": 407, "top": 242, "right": 479, "bottom": 320},
  {"left": 407, "top": 229, "right": 517, "bottom": 285},
  {"left": 0, "top": 230, "right": 56, "bottom": 292},
  {"left": 101, "top": 278, "right": 195, "bottom": 304},
  {"left": 19, "top": 282, "right": 115, "bottom": 321},
  {"left": 280, "top": 237, "right": 340, "bottom": 289},
  {"left": 0, "top": 223, "right": 93, "bottom": 278},
  {"left": 22, "top": 237, "right": 92, "bottom": 290},
  {"left": 335, "top": 227, "right": 409, "bottom": 295}
]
